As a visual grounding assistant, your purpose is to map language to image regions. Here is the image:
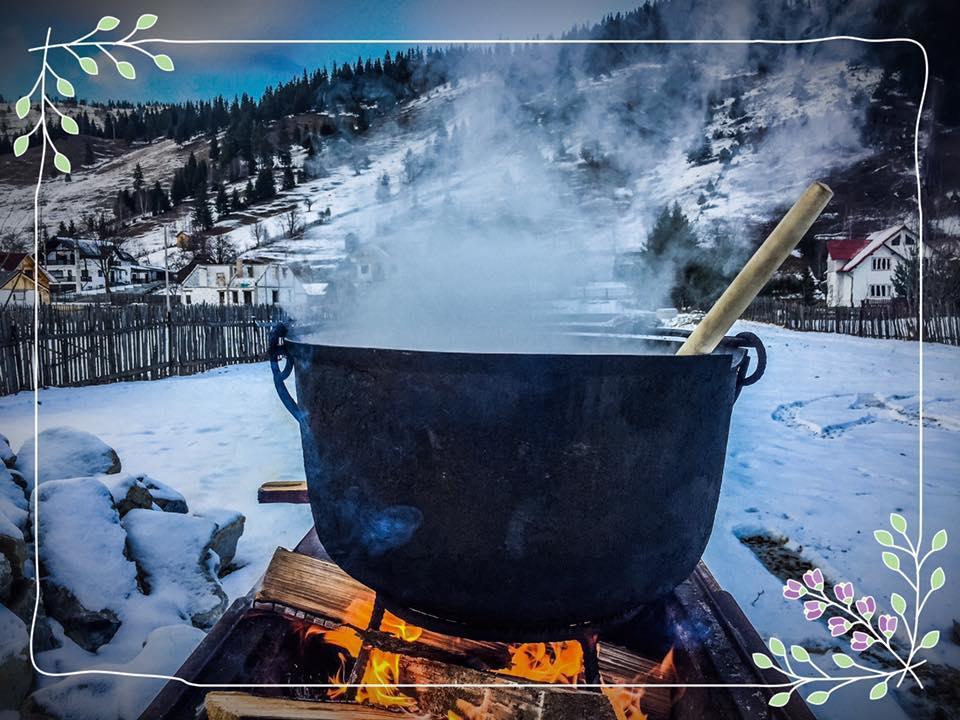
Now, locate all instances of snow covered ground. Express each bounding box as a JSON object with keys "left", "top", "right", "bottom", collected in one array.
[{"left": 0, "top": 321, "right": 957, "bottom": 719}]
